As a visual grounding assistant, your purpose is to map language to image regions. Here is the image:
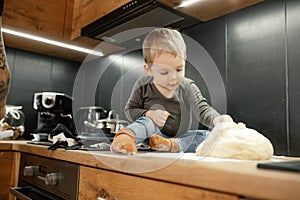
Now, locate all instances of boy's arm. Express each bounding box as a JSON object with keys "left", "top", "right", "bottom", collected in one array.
[
  {"left": 186, "top": 81, "right": 220, "bottom": 128},
  {"left": 124, "top": 77, "right": 148, "bottom": 121},
  {"left": 124, "top": 88, "right": 147, "bottom": 121}
]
